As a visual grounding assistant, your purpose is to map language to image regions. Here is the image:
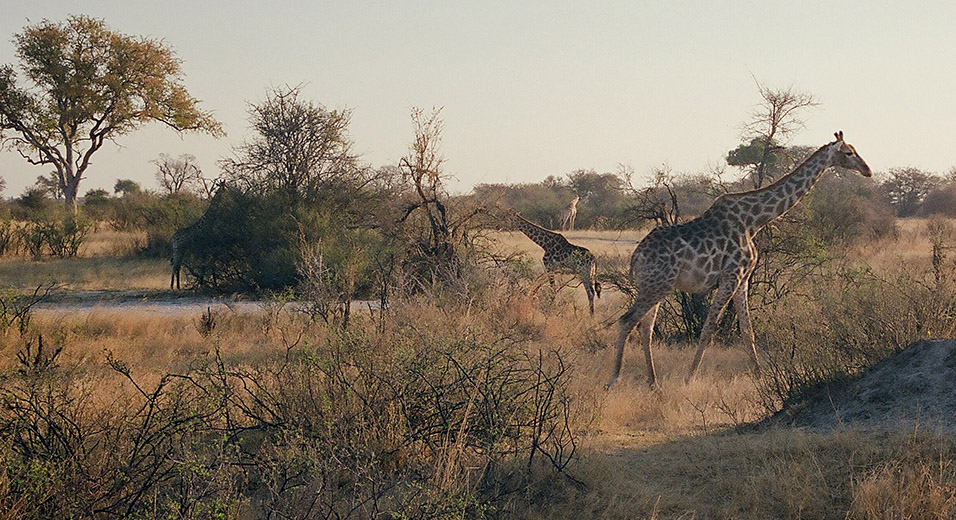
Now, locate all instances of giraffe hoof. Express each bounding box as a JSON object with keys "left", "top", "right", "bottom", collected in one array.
[{"left": 604, "top": 377, "right": 618, "bottom": 390}]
